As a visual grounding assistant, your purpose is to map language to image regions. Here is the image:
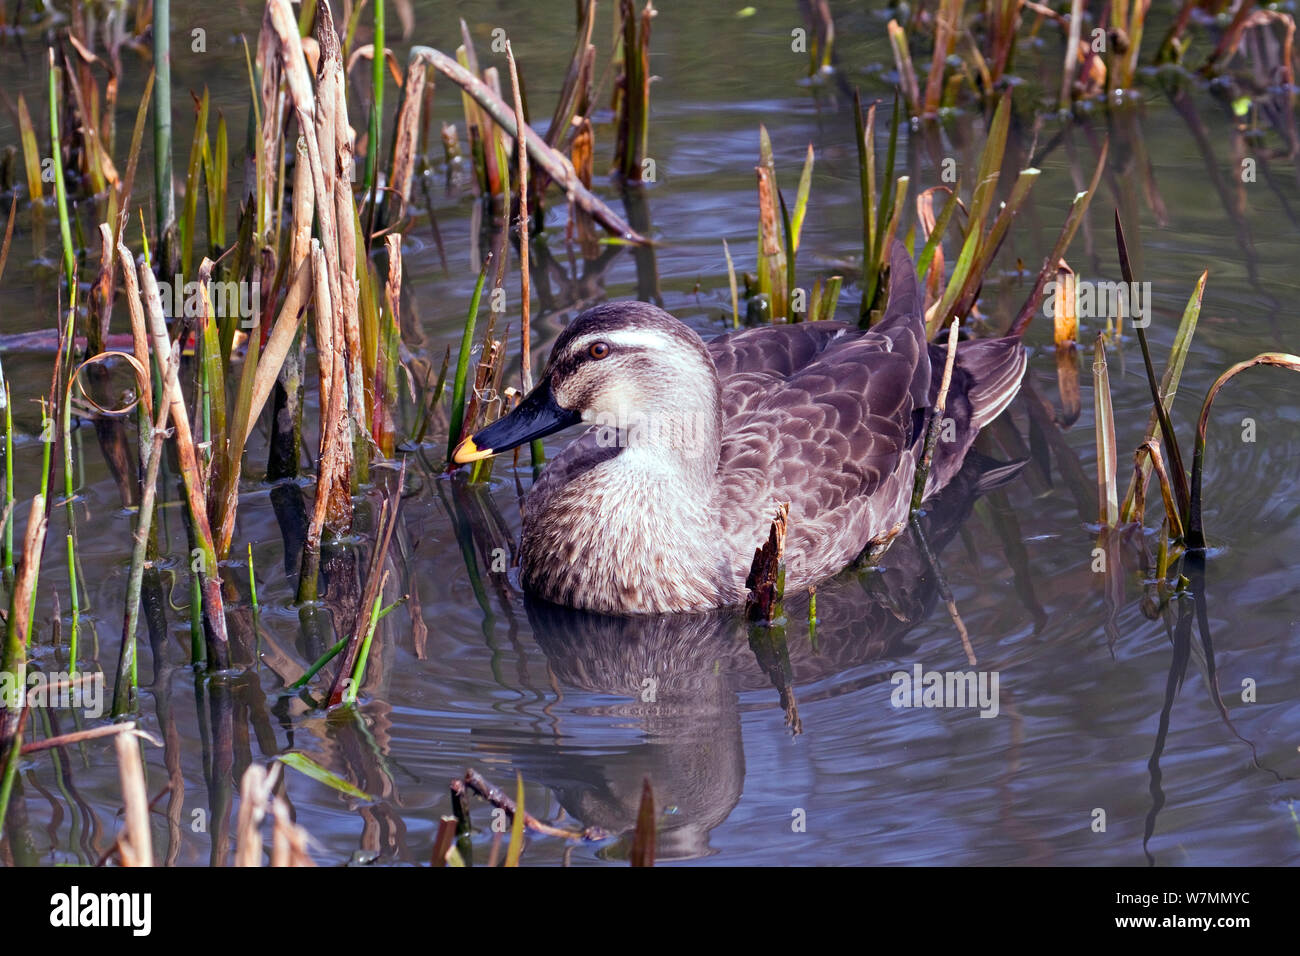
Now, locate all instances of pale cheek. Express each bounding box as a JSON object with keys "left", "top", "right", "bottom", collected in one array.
[{"left": 587, "top": 381, "right": 640, "bottom": 418}]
